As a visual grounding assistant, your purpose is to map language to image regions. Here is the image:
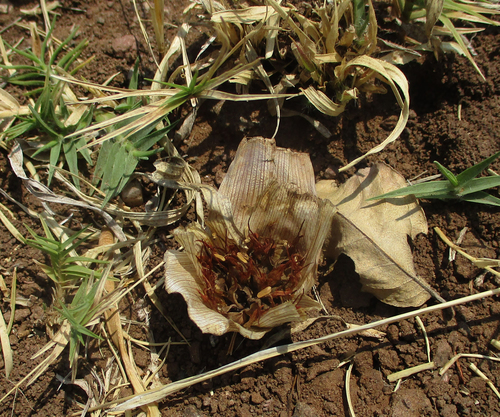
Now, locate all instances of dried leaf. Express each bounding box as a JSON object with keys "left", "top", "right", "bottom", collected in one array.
[{"left": 316, "top": 163, "right": 440, "bottom": 307}]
